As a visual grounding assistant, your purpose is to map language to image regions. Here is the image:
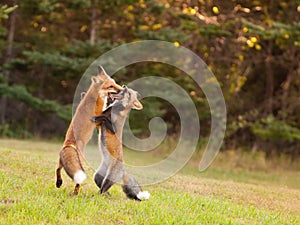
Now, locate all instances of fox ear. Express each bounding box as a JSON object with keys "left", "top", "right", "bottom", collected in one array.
[
  {"left": 98, "top": 65, "right": 109, "bottom": 76},
  {"left": 132, "top": 100, "right": 143, "bottom": 110},
  {"left": 80, "top": 92, "right": 86, "bottom": 99},
  {"left": 91, "top": 76, "right": 102, "bottom": 84},
  {"left": 98, "top": 65, "right": 103, "bottom": 73}
]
